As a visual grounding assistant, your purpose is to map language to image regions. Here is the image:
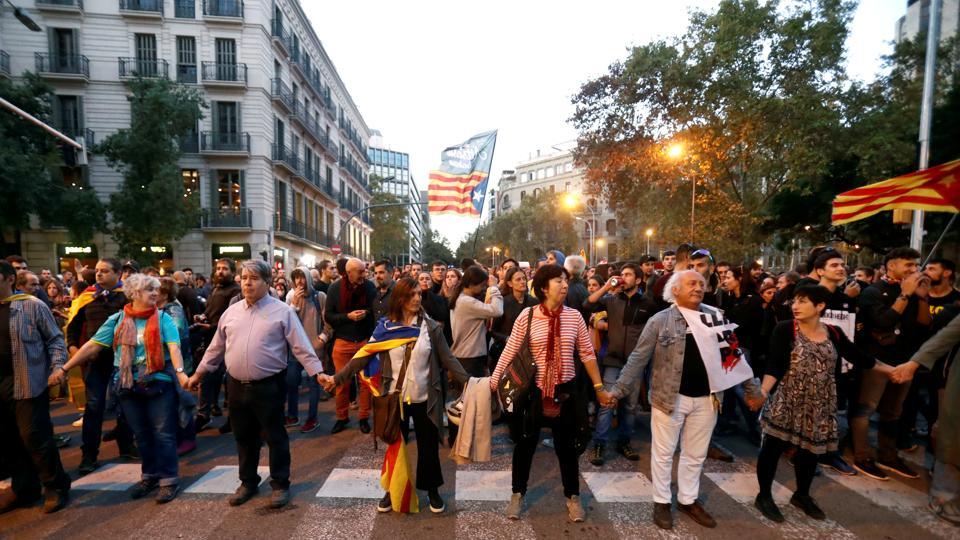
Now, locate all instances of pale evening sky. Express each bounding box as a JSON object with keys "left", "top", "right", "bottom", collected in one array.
[{"left": 302, "top": 0, "right": 907, "bottom": 251}]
